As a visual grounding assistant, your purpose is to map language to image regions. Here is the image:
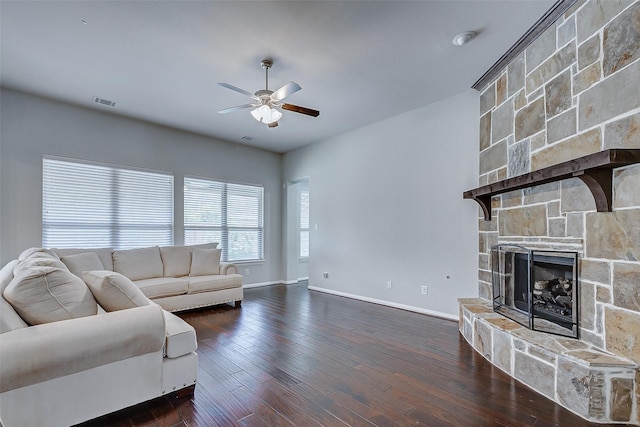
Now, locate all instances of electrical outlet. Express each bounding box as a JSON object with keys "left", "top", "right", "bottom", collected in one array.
[
  {"left": 421, "top": 285, "right": 428, "bottom": 295},
  {"left": 323, "top": 272, "right": 329, "bottom": 278},
  {"left": 387, "top": 280, "right": 392, "bottom": 289}
]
